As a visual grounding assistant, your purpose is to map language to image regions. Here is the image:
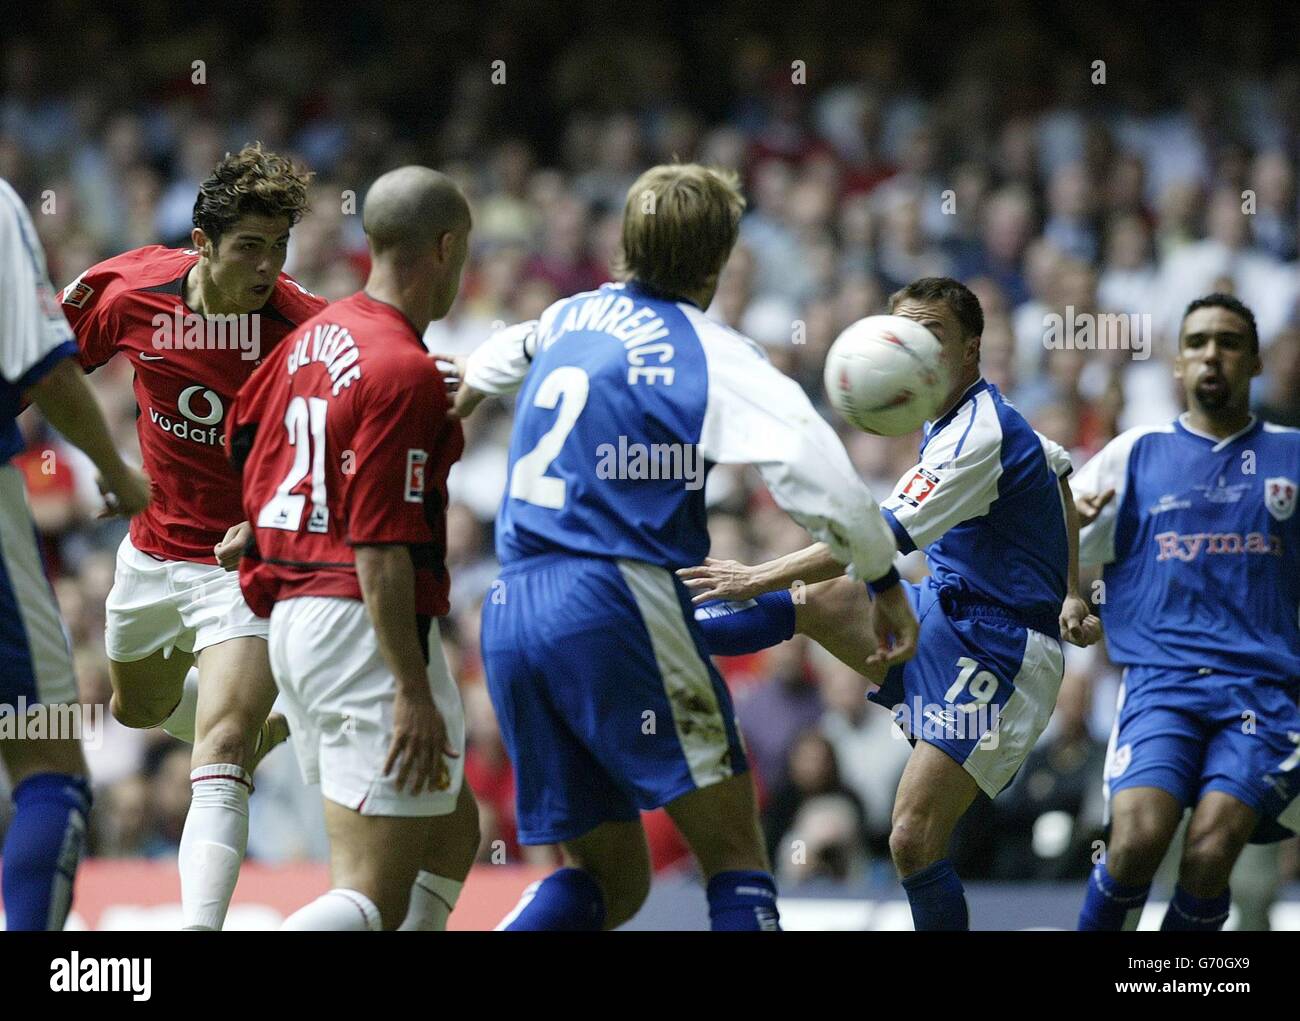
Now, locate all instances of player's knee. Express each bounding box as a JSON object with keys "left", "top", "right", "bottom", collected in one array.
[
  {"left": 889, "top": 811, "right": 942, "bottom": 876},
  {"left": 1105, "top": 827, "right": 1169, "bottom": 884},
  {"left": 109, "top": 689, "right": 174, "bottom": 730},
  {"left": 1179, "top": 828, "right": 1242, "bottom": 894},
  {"left": 193, "top": 716, "right": 253, "bottom": 767},
  {"left": 799, "top": 576, "right": 862, "bottom": 634},
  {"left": 448, "top": 791, "right": 482, "bottom": 873}
]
